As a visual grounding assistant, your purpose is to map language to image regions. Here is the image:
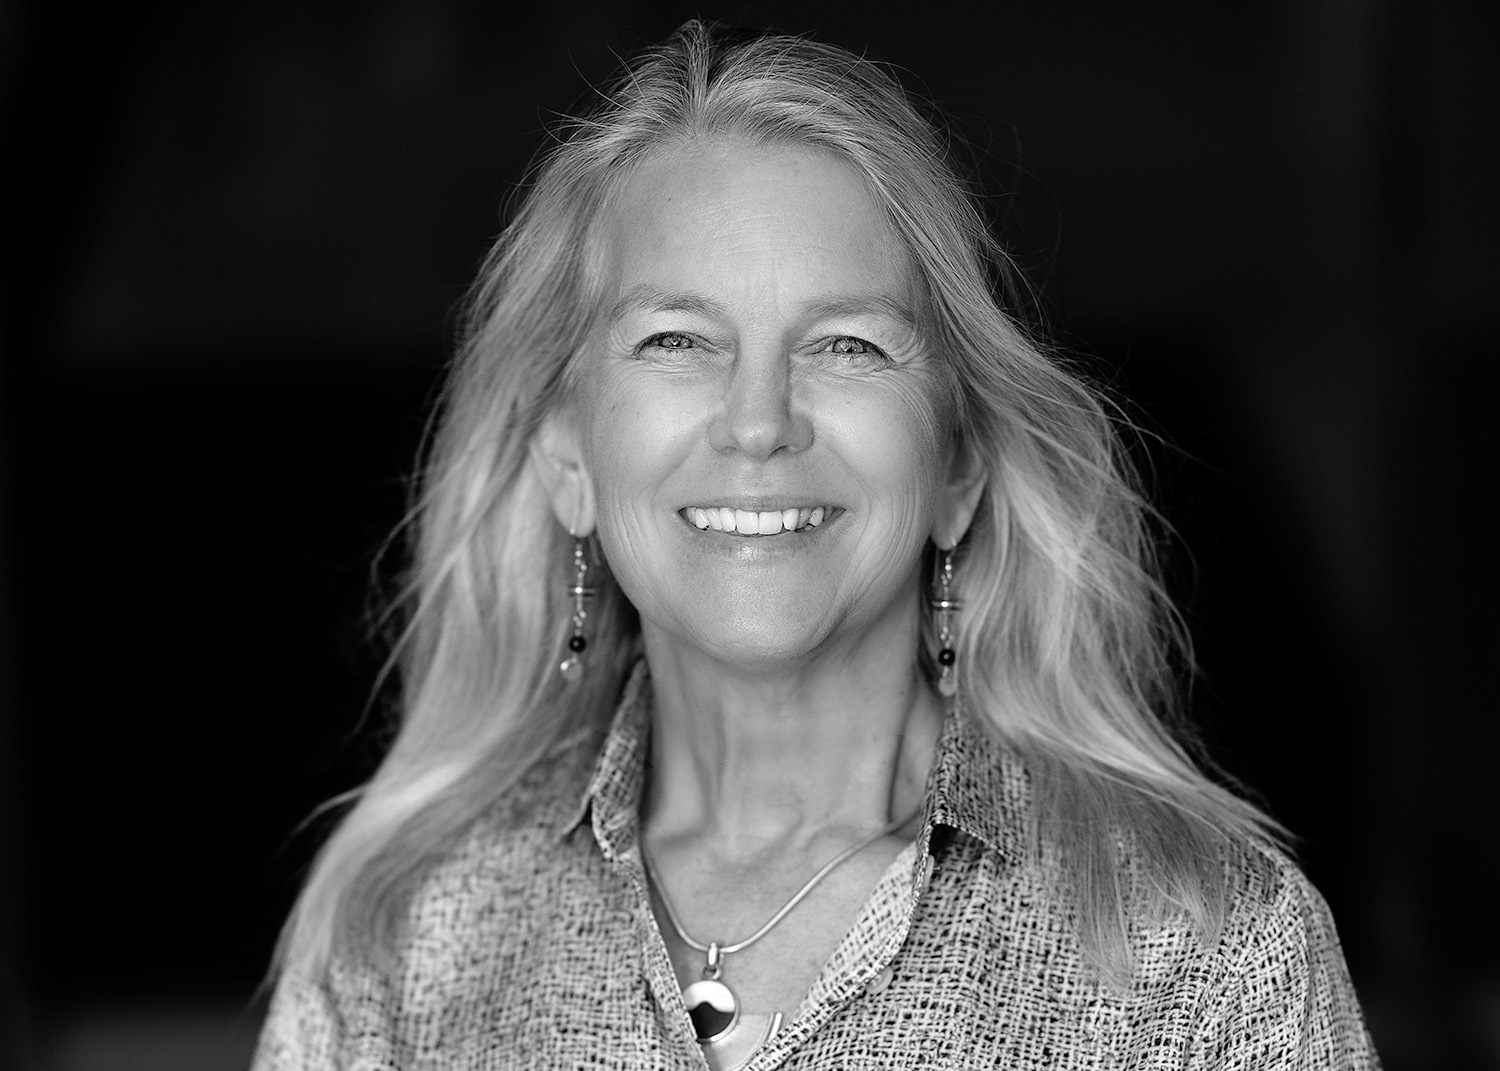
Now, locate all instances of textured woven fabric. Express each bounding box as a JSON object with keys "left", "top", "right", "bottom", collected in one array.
[{"left": 255, "top": 666, "right": 1381, "bottom": 1069}]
